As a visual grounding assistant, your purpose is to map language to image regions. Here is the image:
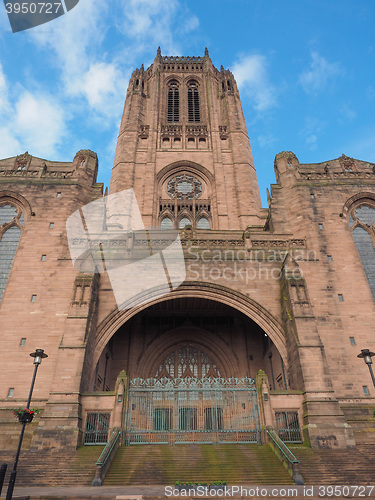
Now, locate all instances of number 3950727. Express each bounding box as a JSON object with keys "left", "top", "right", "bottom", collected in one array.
[{"left": 5, "top": 3, "right": 62, "bottom": 14}]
